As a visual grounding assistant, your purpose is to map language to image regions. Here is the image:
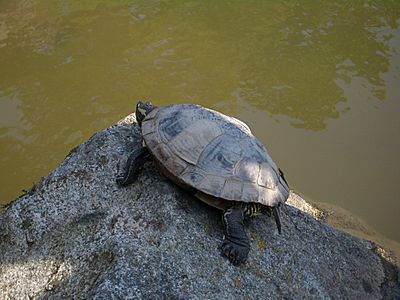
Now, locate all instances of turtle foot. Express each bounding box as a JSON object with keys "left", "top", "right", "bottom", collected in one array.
[
  {"left": 220, "top": 238, "right": 250, "bottom": 266},
  {"left": 116, "top": 173, "right": 135, "bottom": 186},
  {"left": 221, "top": 206, "right": 250, "bottom": 265},
  {"left": 115, "top": 147, "right": 150, "bottom": 186}
]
